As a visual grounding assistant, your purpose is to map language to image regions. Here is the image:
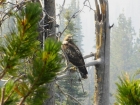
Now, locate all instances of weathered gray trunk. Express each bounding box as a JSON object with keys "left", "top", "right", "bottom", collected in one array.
[
  {"left": 44, "top": 0, "right": 56, "bottom": 38},
  {"left": 94, "top": 0, "right": 110, "bottom": 105},
  {"left": 43, "top": 0, "right": 56, "bottom": 105}
]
